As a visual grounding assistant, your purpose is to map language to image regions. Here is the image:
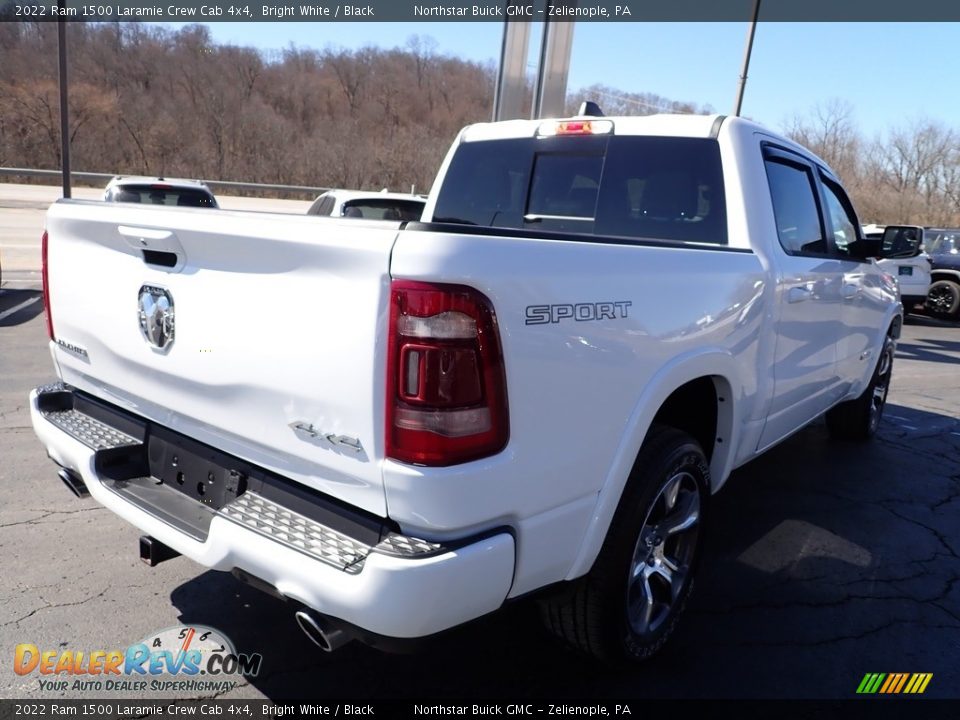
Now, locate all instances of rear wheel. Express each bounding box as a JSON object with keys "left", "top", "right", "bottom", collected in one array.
[
  {"left": 540, "top": 426, "right": 708, "bottom": 662},
  {"left": 926, "top": 279, "right": 960, "bottom": 318},
  {"left": 826, "top": 335, "right": 894, "bottom": 441}
]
